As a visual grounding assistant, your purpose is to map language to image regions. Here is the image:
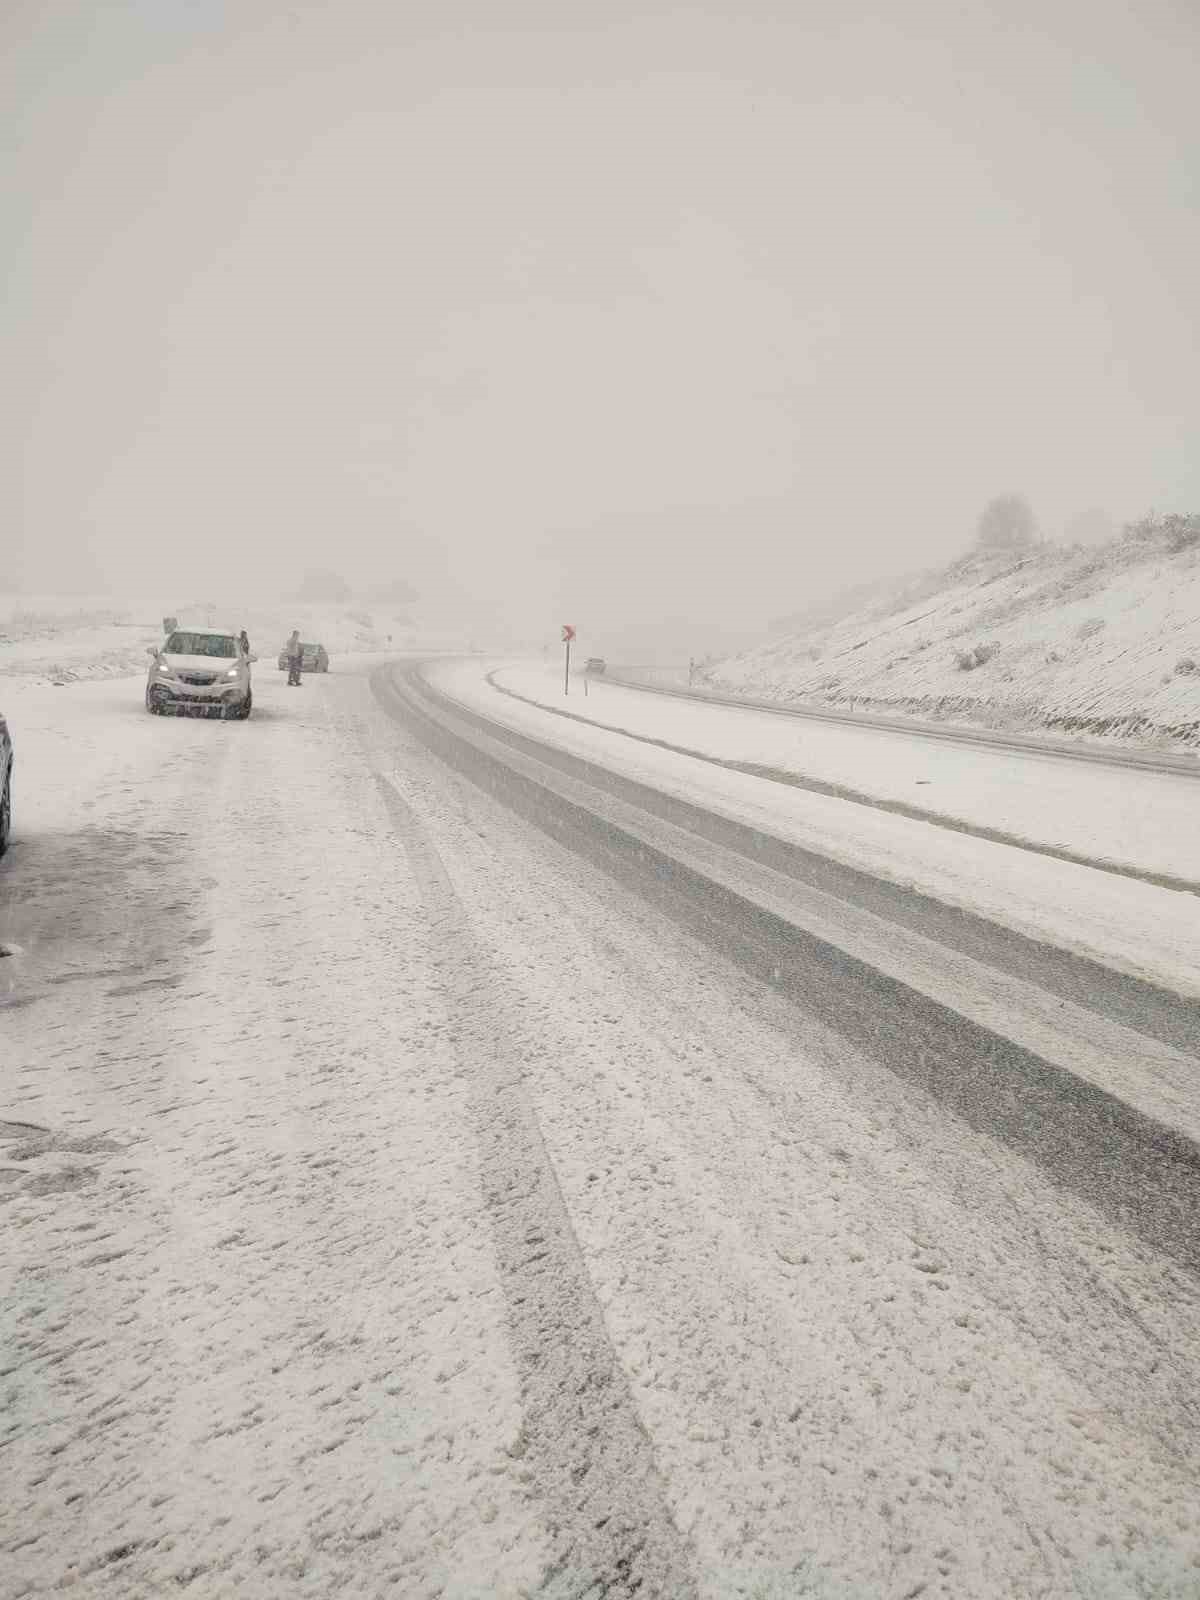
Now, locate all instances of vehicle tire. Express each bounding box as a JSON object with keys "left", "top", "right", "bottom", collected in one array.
[
  {"left": 145, "top": 687, "right": 161, "bottom": 714},
  {"left": 239, "top": 691, "right": 252, "bottom": 720},
  {"left": 0, "top": 770, "right": 11, "bottom": 857}
]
